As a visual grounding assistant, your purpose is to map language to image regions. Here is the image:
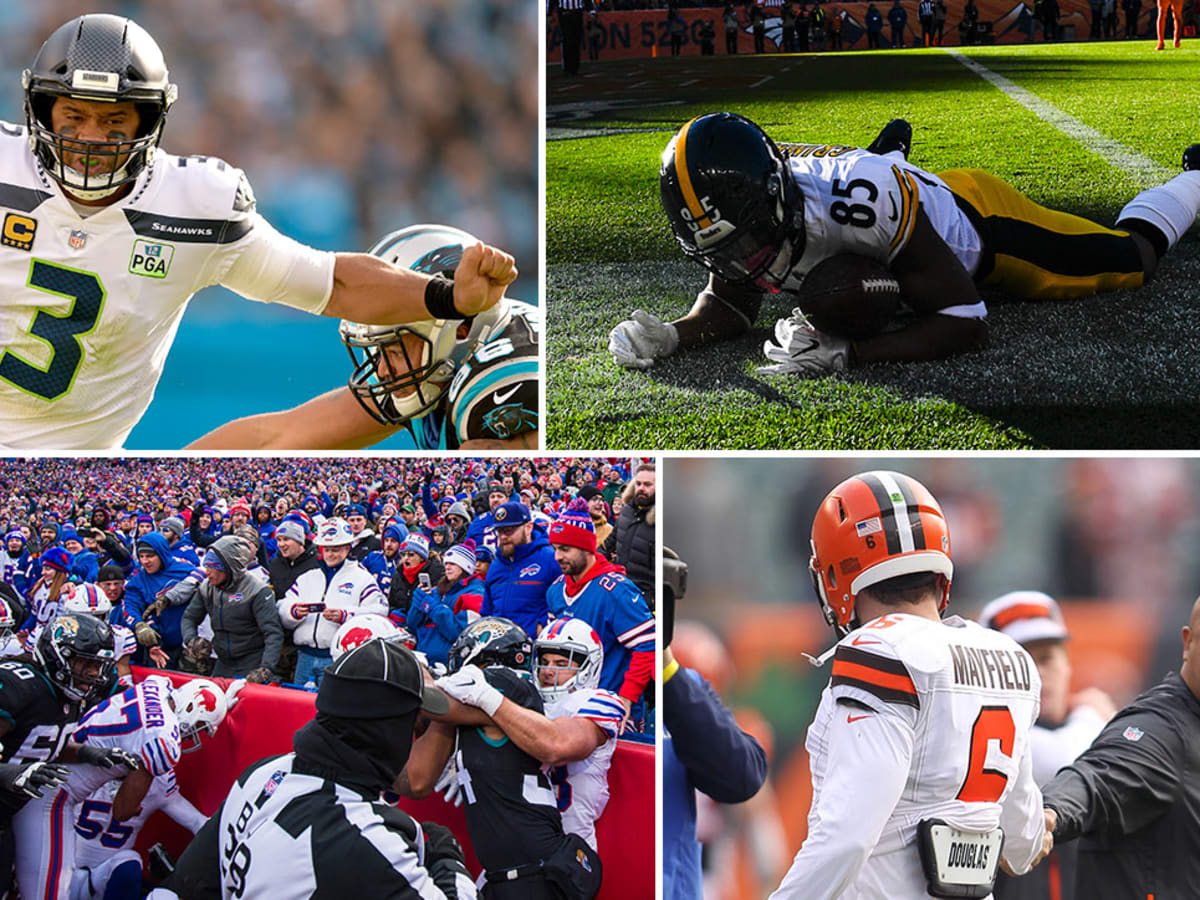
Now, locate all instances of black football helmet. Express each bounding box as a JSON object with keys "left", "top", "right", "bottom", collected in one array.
[
  {"left": 34, "top": 615, "right": 117, "bottom": 706},
  {"left": 447, "top": 616, "right": 533, "bottom": 675},
  {"left": 23, "top": 14, "right": 178, "bottom": 200},
  {"left": 660, "top": 112, "right": 805, "bottom": 291}
]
